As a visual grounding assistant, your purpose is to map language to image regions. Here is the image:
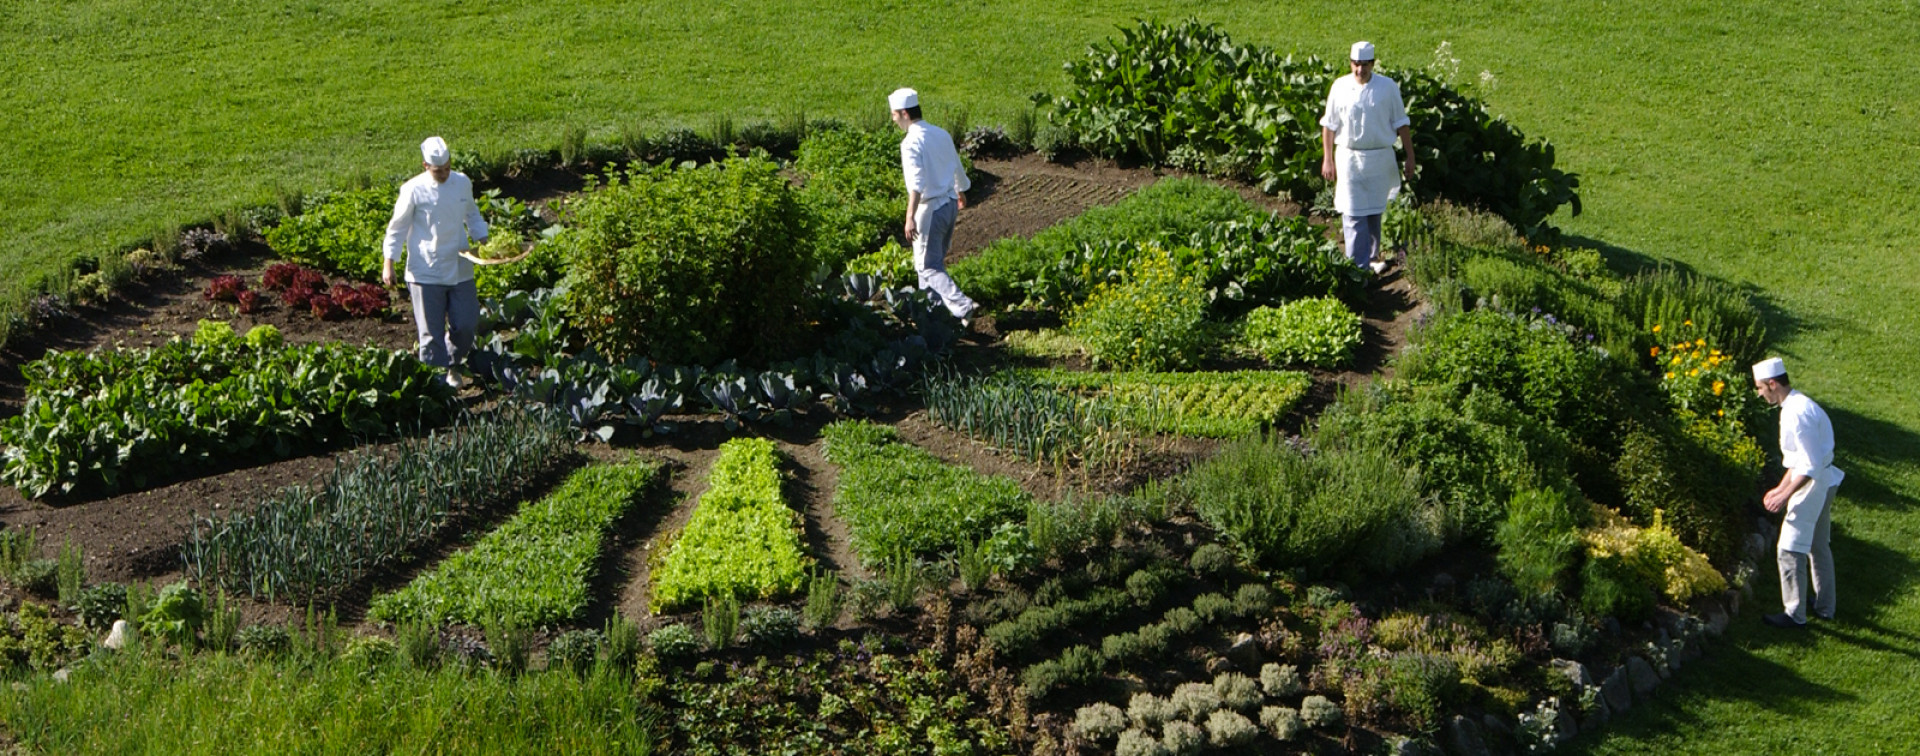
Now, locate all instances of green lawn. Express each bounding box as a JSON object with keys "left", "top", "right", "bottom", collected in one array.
[{"left": 6, "top": 1, "right": 1918, "bottom": 751}]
